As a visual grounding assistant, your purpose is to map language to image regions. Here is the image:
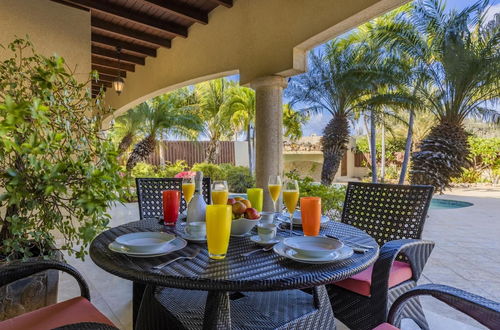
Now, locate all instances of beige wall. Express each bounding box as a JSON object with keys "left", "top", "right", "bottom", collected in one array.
[
  {"left": 0, "top": 0, "right": 91, "bottom": 83},
  {"left": 103, "top": 0, "right": 407, "bottom": 124}
]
